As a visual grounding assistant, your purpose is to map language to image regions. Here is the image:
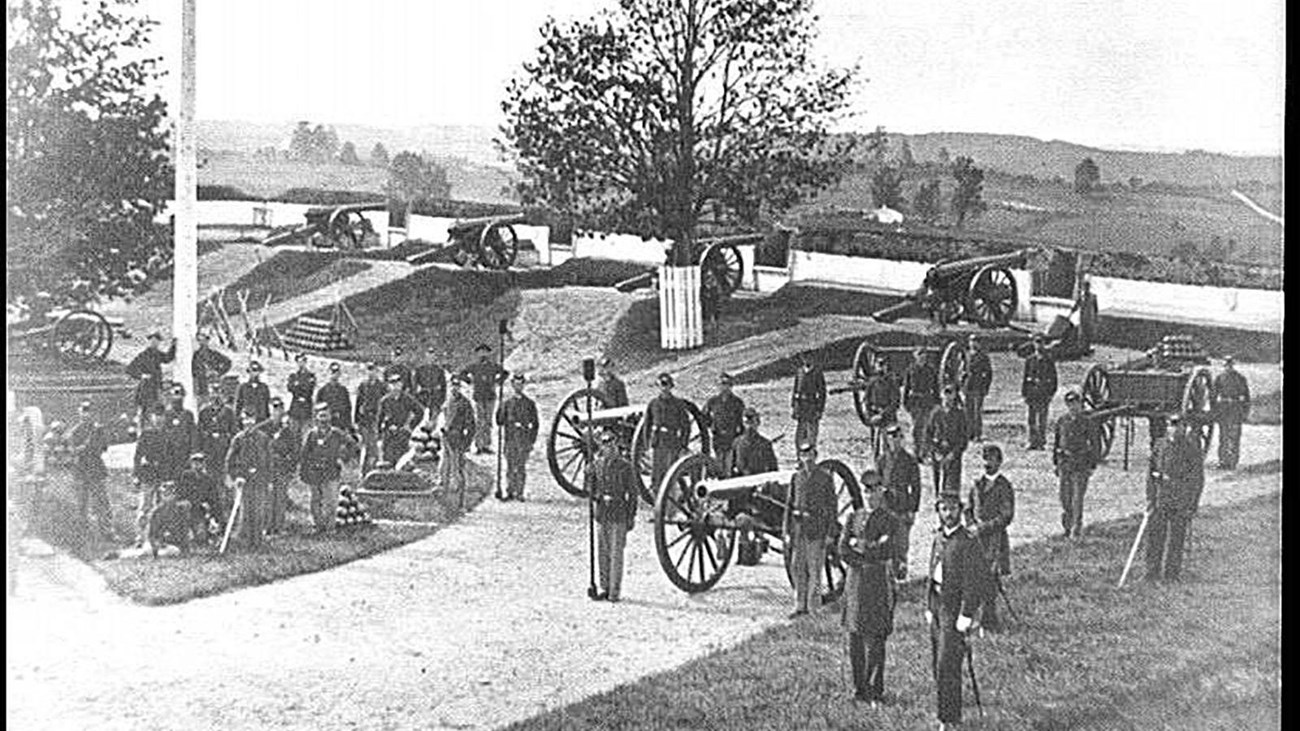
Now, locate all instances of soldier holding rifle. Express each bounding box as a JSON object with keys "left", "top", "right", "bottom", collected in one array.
[
  {"left": 191, "top": 331, "right": 232, "bottom": 400},
  {"left": 962, "top": 337, "right": 992, "bottom": 442},
  {"left": 791, "top": 352, "right": 826, "bottom": 449},
  {"left": 1146, "top": 413, "right": 1205, "bottom": 582},
  {"left": 965, "top": 444, "right": 1015, "bottom": 633},
  {"left": 880, "top": 423, "right": 921, "bottom": 580},
  {"left": 1021, "top": 335, "right": 1057, "bottom": 450},
  {"left": 225, "top": 406, "right": 271, "bottom": 549},
  {"left": 902, "top": 348, "right": 938, "bottom": 459},
  {"left": 863, "top": 354, "right": 900, "bottom": 460}
]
